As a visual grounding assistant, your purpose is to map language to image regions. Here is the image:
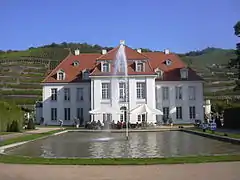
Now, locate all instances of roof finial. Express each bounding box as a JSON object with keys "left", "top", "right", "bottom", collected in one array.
[{"left": 120, "top": 40, "right": 125, "bottom": 45}]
